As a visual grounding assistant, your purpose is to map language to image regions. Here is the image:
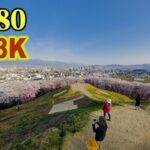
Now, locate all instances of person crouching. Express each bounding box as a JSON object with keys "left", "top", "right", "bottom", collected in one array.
[{"left": 102, "top": 99, "right": 112, "bottom": 121}]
